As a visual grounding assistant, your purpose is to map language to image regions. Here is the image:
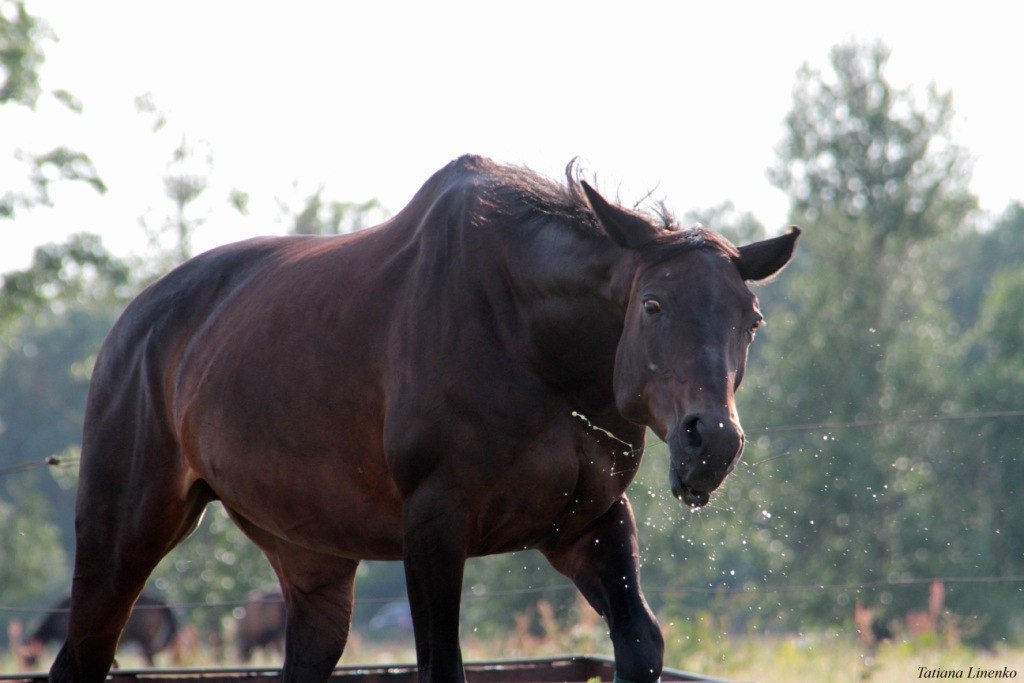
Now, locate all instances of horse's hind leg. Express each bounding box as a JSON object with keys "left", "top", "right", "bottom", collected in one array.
[
  {"left": 49, "top": 419, "right": 211, "bottom": 683},
  {"left": 267, "top": 545, "right": 359, "bottom": 683}
]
